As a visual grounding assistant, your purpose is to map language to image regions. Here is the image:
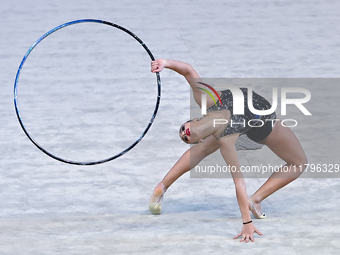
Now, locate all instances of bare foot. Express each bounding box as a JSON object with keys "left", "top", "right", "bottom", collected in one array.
[{"left": 248, "top": 197, "right": 266, "bottom": 219}]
